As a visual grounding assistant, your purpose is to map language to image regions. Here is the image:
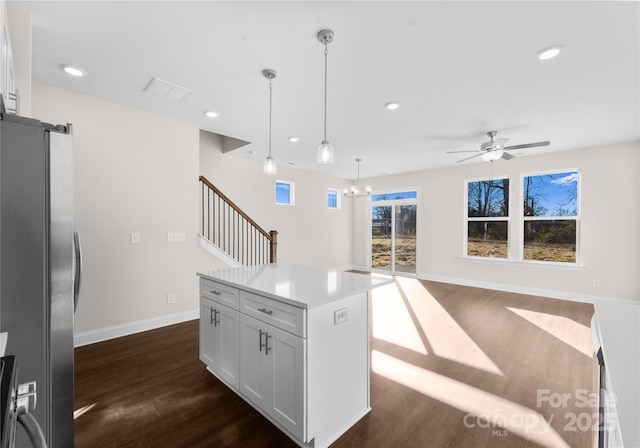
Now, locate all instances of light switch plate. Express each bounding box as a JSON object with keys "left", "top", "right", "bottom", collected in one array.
[
  {"left": 167, "top": 232, "right": 186, "bottom": 243},
  {"left": 130, "top": 232, "right": 140, "bottom": 244}
]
